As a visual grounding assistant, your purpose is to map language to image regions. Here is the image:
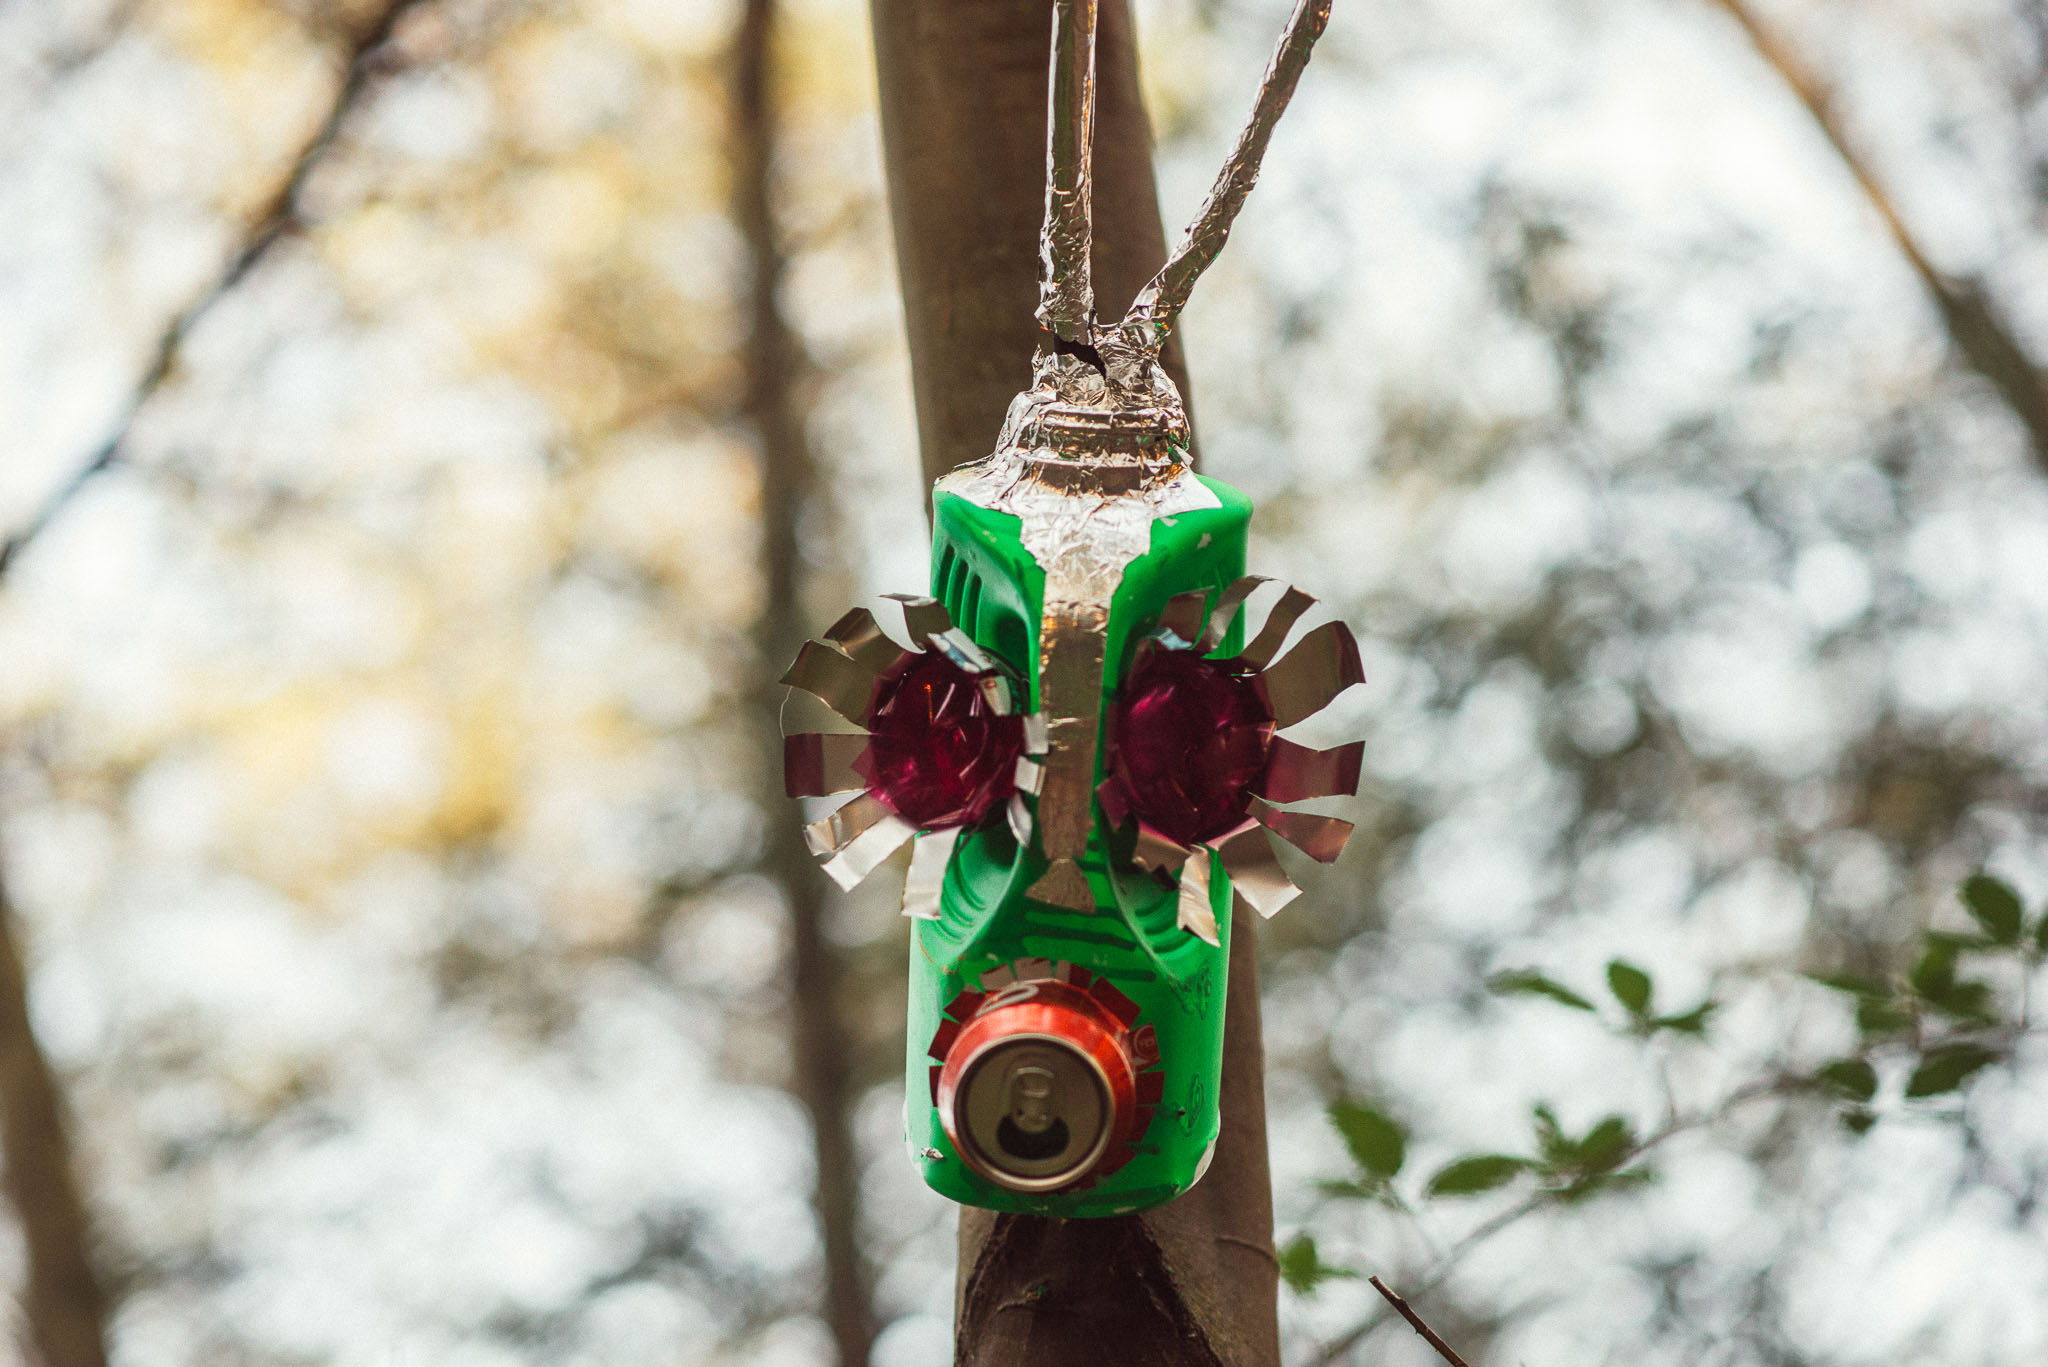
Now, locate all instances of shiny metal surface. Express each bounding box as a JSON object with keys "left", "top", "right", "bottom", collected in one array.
[
  {"left": 957, "top": 1035, "right": 1111, "bottom": 1190},
  {"left": 933, "top": 978, "right": 1146, "bottom": 1193},
  {"left": 1036, "top": 0, "right": 1097, "bottom": 344}
]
